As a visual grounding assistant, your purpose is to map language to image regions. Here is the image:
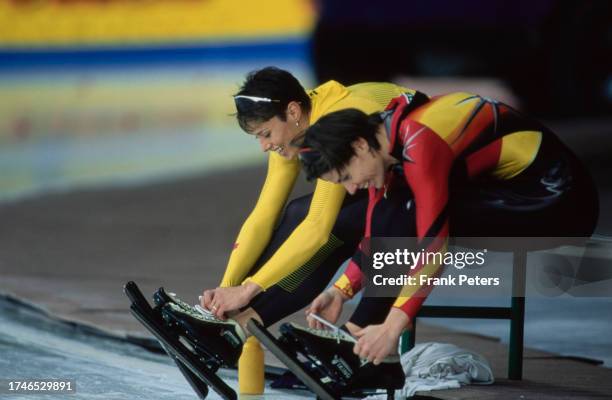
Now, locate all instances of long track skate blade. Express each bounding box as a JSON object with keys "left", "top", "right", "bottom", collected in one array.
[
  {"left": 125, "top": 281, "right": 236, "bottom": 400},
  {"left": 174, "top": 357, "right": 210, "bottom": 399},
  {"left": 247, "top": 319, "right": 337, "bottom": 400},
  {"left": 129, "top": 306, "right": 221, "bottom": 399}
]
